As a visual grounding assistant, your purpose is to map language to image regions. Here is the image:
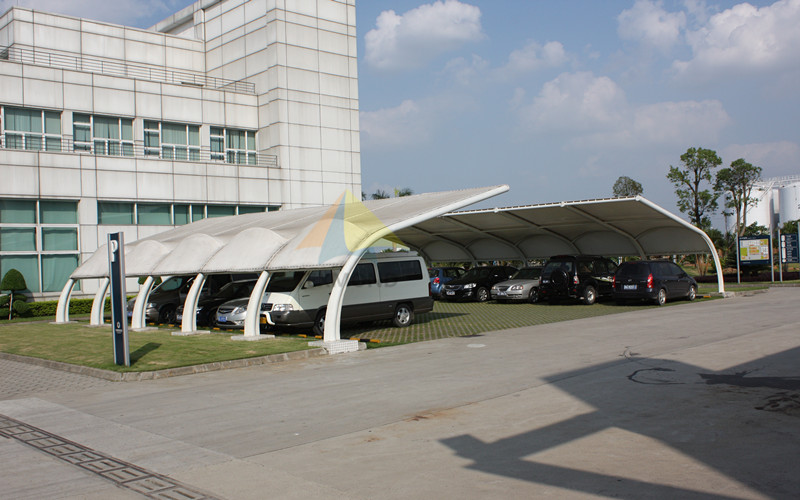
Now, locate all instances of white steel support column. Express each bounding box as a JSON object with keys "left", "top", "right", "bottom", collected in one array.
[
  {"left": 180, "top": 273, "right": 206, "bottom": 333},
  {"left": 54, "top": 278, "right": 76, "bottom": 323},
  {"left": 131, "top": 276, "right": 155, "bottom": 330},
  {"left": 323, "top": 248, "right": 368, "bottom": 342},
  {"left": 90, "top": 278, "right": 110, "bottom": 326},
  {"left": 243, "top": 270, "right": 270, "bottom": 338}
]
